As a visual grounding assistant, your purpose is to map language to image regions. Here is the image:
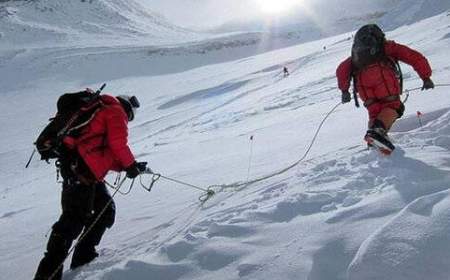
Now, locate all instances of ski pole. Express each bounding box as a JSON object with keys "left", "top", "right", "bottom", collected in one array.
[{"left": 95, "top": 83, "right": 107, "bottom": 96}]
